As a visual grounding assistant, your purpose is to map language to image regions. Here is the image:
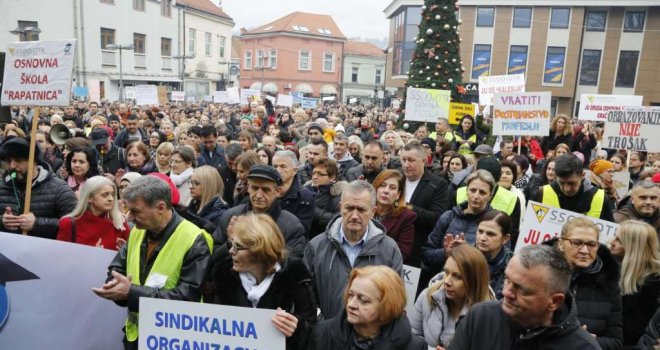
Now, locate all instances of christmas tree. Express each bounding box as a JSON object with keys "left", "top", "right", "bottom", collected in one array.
[{"left": 401, "top": 0, "right": 467, "bottom": 114}]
